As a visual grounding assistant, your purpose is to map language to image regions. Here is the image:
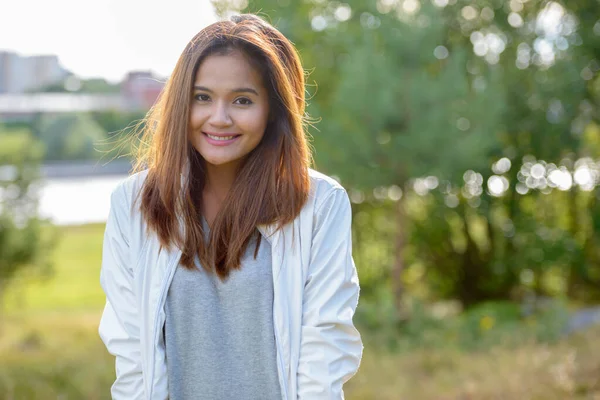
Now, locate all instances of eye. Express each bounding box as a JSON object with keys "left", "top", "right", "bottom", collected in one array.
[
  {"left": 234, "top": 97, "right": 253, "bottom": 105},
  {"left": 194, "top": 94, "right": 210, "bottom": 102}
]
